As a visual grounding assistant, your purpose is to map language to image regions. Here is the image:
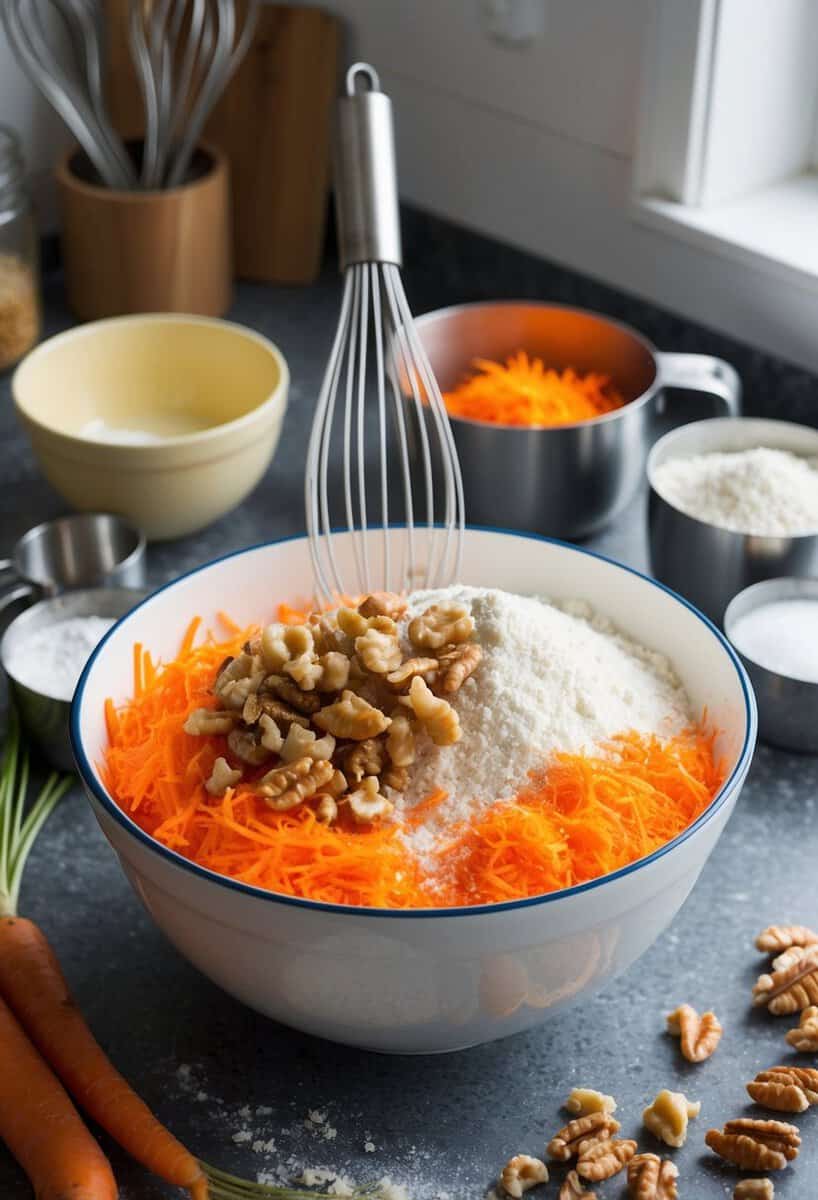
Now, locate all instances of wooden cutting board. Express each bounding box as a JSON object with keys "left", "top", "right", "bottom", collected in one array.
[{"left": 104, "top": 1, "right": 340, "bottom": 284}]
